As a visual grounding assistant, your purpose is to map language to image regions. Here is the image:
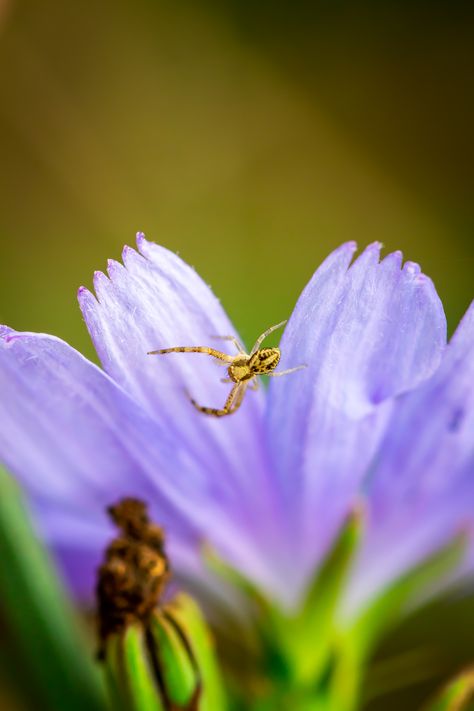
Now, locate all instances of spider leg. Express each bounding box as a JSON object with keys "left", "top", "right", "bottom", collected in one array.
[
  {"left": 213, "top": 359, "right": 232, "bottom": 368},
  {"left": 220, "top": 377, "right": 233, "bottom": 384},
  {"left": 267, "top": 364, "right": 307, "bottom": 377},
  {"left": 225, "top": 381, "right": 248, "bottom": 414},
  {"left": 147, "top": 346, "right": 234, "bottom": 363},
  {"left": 248, "top": 377, "right": 259, "bottom": 391},
  {"left": 250, "top": 320, "right": 287, "bottom": 355},
  {"left": 210, "top": 335, "right": 246, "bottom": 354},
  {"left": 189, "top": 382, "right": 247, "bottom": 417}
]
